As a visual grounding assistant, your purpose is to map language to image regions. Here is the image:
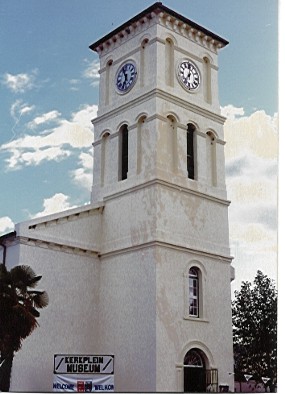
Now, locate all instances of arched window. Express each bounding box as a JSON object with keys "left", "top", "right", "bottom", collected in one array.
[
  {"left": 184, "top": 349, "right": 206, "bottom": 392},
  {"left": 119, "top": 124, "right": 128, "bottom": 180},
  {"left": 187, "top": 123, "right": 196, "bottom": 180},
  {"left": 184, "top": 349, "right": 204, "bottom": 367},
  {"left": 189, "top": 267, "right": 199, "bottom": 317}
]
